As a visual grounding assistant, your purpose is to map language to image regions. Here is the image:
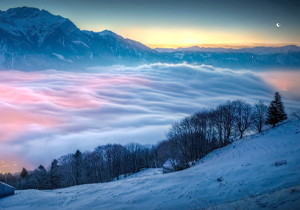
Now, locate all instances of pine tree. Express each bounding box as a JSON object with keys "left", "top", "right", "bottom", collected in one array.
[
  {"left": 267, "top": 92, "right": 287, "bottom": 127},
  {"left": 50, "top": 159, "right": 61, "bottom": 189},
  {"left": 20, "top": 168, "right": 28, "bottom": 178},
  {"left": 19, "top": 168, "right": 29, "bottom": 189},
  {"left": 274, "top": 92, "right": 287, "bottom": 121},
  {"left": 34, "top": 165, "right": 50, "bottom": 189},
  {"left": 73, "top": 150, "right": 83, "bottom": 185}
]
